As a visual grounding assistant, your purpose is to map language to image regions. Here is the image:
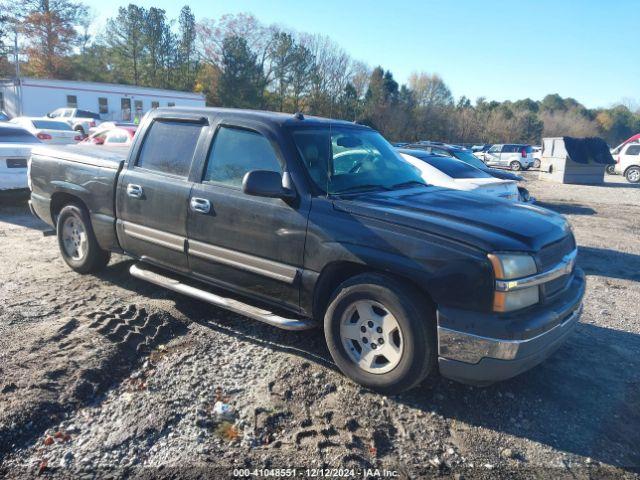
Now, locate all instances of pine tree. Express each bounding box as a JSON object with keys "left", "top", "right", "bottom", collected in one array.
[{"left": 217, "top": 35, "right": 263, "bottom": 108}]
